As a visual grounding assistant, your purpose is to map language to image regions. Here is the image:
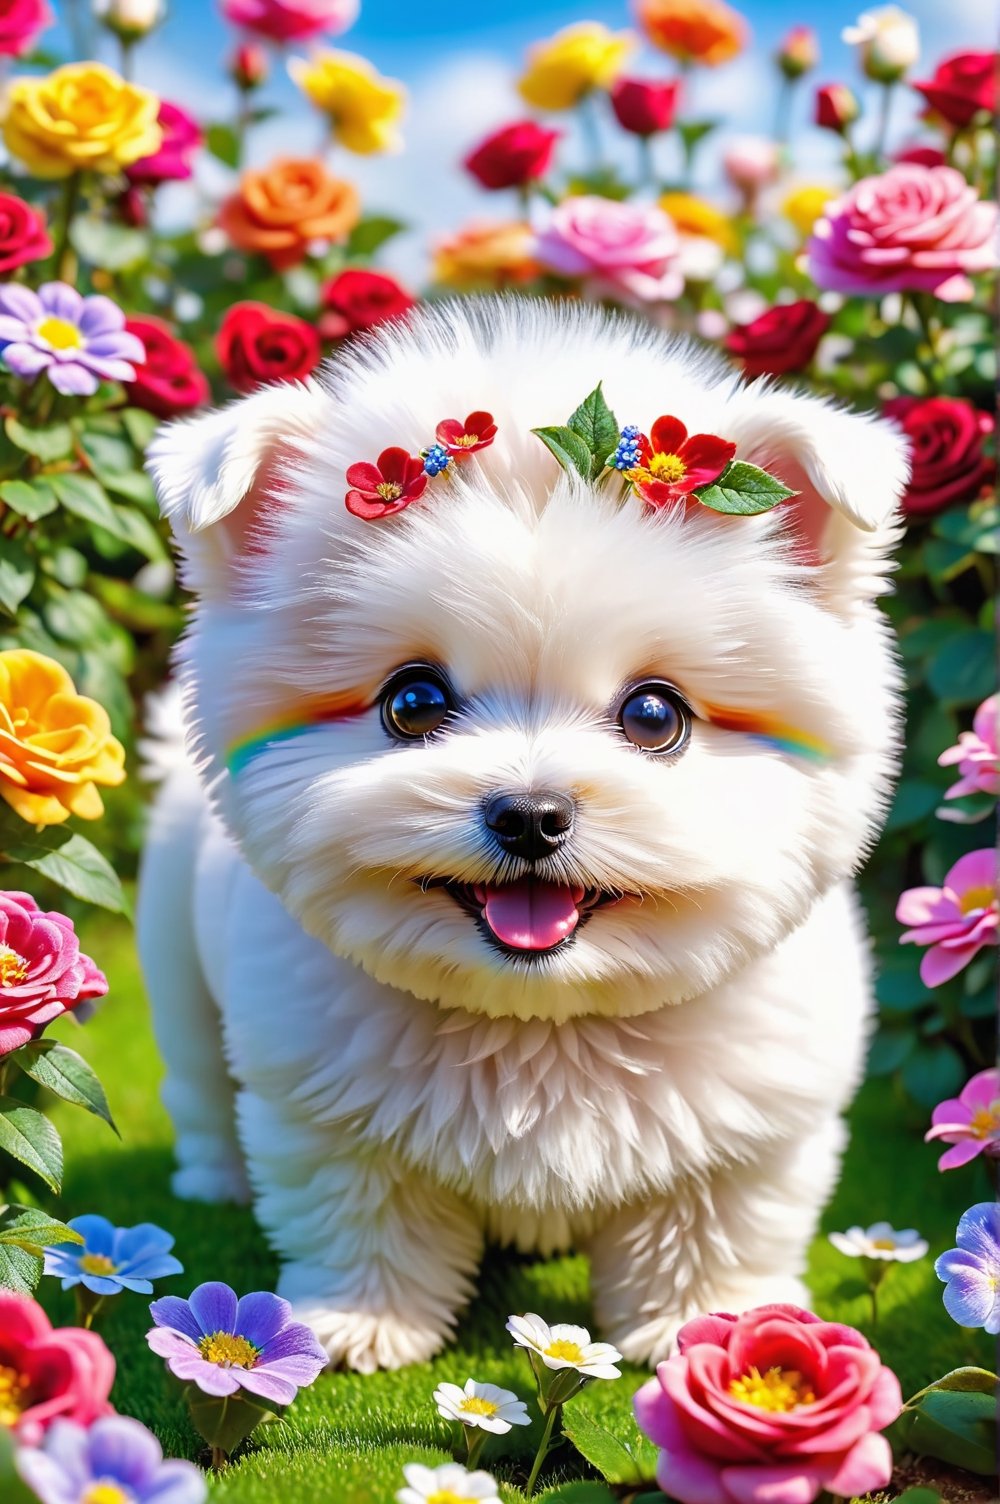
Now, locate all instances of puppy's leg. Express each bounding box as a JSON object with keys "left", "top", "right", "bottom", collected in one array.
[{"left": 588, "top": 1118, "right": 845, "bottom": 1363}]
